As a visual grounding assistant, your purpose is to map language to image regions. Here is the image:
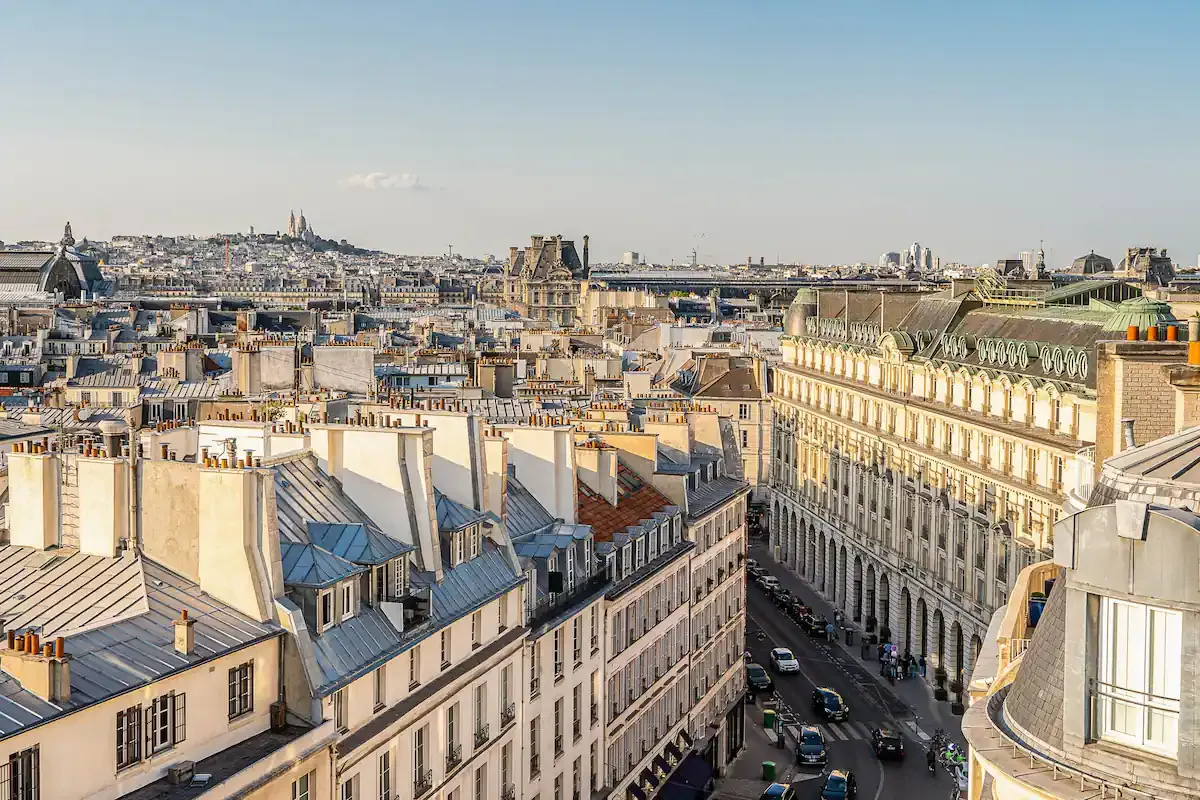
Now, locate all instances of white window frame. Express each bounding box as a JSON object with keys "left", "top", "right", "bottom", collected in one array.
[
  {"left": 1096, "top": 596, "right": 1182, "bottom": 757},
  {"left": 319, "top": 590, "right": 334, "bottom": 632},
  {"left": 341, "top": 581, "right": 356, "bottom": 621}
]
